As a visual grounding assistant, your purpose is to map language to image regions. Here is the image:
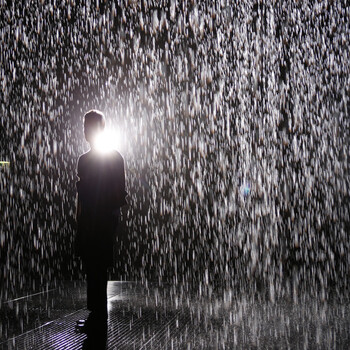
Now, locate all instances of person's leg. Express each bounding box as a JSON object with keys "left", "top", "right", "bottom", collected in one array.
[
  {"left": 95, "top": 263, "right": 108, "bottom": 319},
  {"left": 76, "top": 263, "right": 98, "bottom": 334},
  {"left": 86, "top": 263, "right": 98, "bottom": 312},
  {"left": 87, "top": 263, "right": 108, "bottom": 318}
]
